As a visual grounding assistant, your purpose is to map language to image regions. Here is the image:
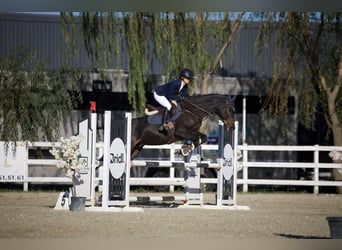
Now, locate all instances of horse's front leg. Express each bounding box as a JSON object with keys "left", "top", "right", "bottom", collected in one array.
[
  {"left": 180, "top": 132, "right": 207, "bottom": 156},
  {"left": 193, "top": 132, "right": 207, "bottom": 147},
  {"left": 185, "top": 132, "right": 207, "bottom": 147}
]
